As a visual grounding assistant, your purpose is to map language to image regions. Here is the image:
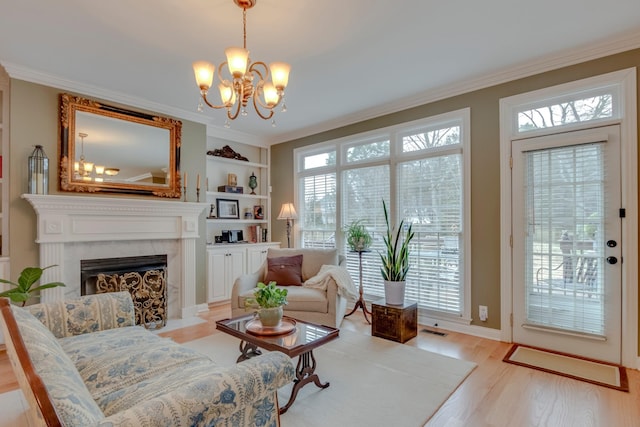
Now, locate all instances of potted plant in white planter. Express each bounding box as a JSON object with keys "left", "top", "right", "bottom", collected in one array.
[
  {"left": 245, "top": 281, "right": 288, "bottom": 327},
  {"left": 345, "top": 219, "right": 372, "bottom": 252},
  {"left": 379, "top": 200, "right": 414, "bottom": 305}
]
